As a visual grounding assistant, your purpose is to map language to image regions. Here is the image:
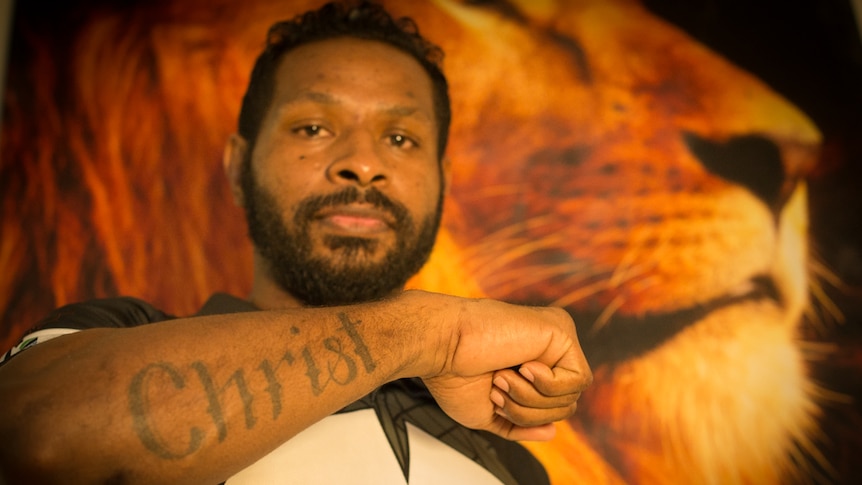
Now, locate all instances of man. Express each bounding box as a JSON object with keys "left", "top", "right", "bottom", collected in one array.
[{"left": 0, "top": 2, "right": 592, "bottom": 484}]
